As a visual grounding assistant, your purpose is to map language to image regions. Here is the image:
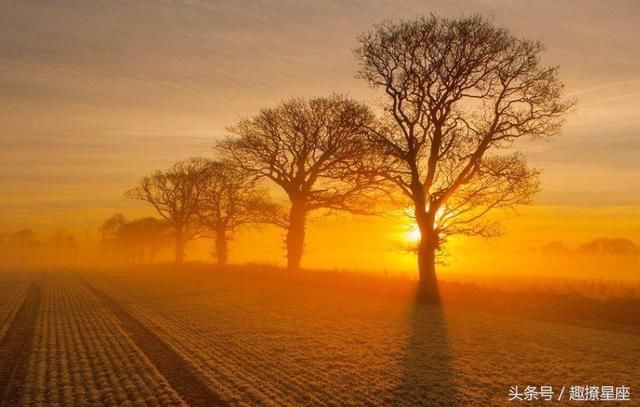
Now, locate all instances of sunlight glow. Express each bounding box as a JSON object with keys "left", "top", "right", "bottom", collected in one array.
[
  {"left": 403, "top": 207, "right": 447, "bottom": 244},
  {"left": 405, "top": 224, "right": 421, "bottom": 243}
]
